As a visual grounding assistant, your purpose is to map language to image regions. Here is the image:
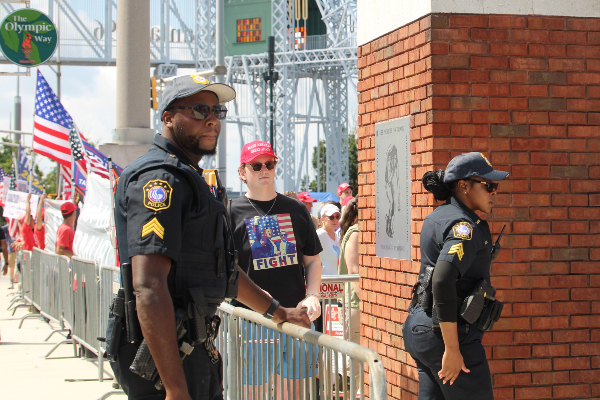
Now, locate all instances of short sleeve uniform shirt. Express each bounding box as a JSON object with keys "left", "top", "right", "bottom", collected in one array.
[{"left": 419, "top": 196, "right": 493, "bottom": 284}]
